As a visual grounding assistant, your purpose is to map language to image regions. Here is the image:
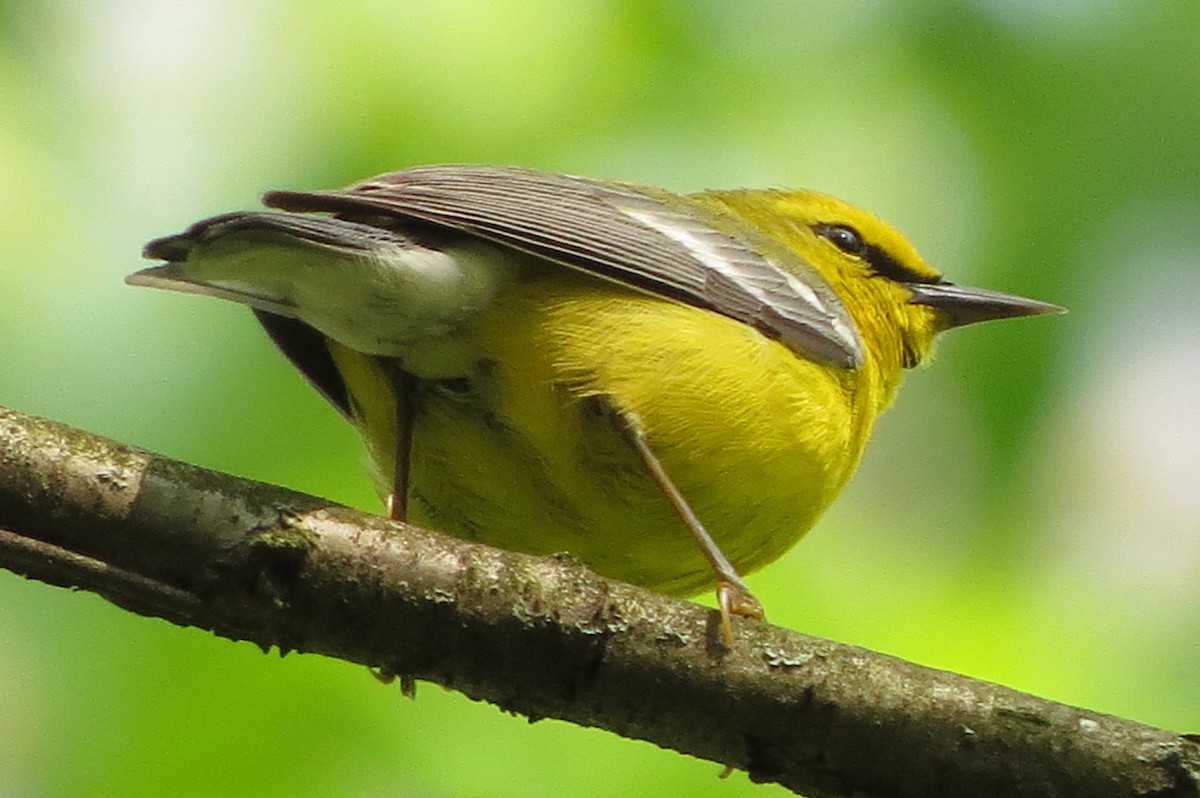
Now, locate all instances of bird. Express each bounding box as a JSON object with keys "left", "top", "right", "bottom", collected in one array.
[{"left": 128, "top": 164, "right": 1063, "bottom": 642}]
